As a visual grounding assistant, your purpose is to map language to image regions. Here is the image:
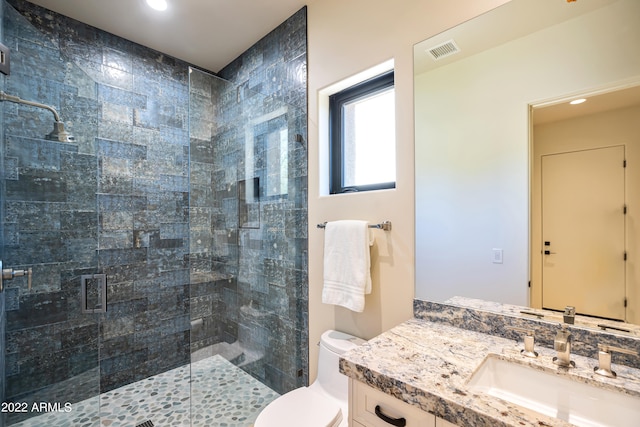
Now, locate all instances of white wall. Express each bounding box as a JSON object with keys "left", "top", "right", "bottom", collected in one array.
[
  {"left": 414, "top": 0, "right": 640, "bottom": 305},
  {"left": 305, "top": 0, "right": 509, "bottom": 381}
]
